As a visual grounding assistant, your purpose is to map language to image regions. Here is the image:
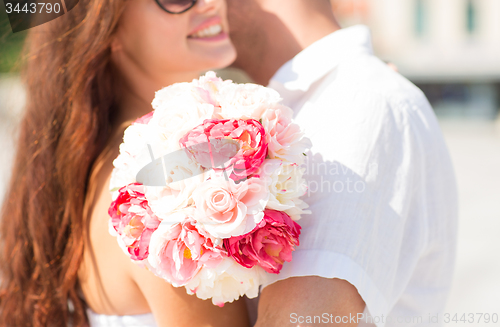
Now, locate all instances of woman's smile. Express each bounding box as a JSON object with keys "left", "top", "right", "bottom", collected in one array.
[{"left": 188, "top": 16, "right": 228, "bottom": 41}]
